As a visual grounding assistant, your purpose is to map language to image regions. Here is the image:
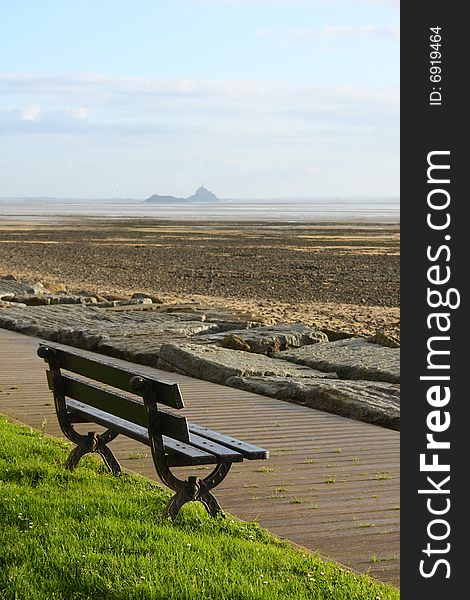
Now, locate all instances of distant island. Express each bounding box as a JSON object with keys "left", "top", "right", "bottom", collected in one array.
[
  {"left": 144, "top": 193, "right": 185, "bottom": 203},
  {"left": 145, "top": 185, "right": 219, "bottom": 203}
]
